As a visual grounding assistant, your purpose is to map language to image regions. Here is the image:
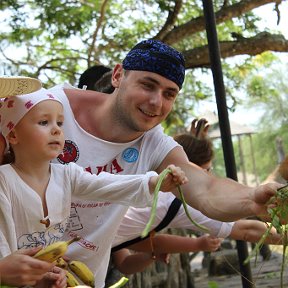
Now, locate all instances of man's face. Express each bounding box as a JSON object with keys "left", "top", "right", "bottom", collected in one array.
[{"left": 112, "top": 66, "right": 179, "bottom": 133}]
